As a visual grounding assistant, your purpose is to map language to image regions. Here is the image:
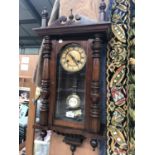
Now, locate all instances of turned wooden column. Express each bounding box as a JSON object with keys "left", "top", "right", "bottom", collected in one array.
[
  {"left": 40, "top": 35, "right": 52, "bottom": 126},
  {"left": 90, "top": 34, "right": 102, "bottom": 133}
]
